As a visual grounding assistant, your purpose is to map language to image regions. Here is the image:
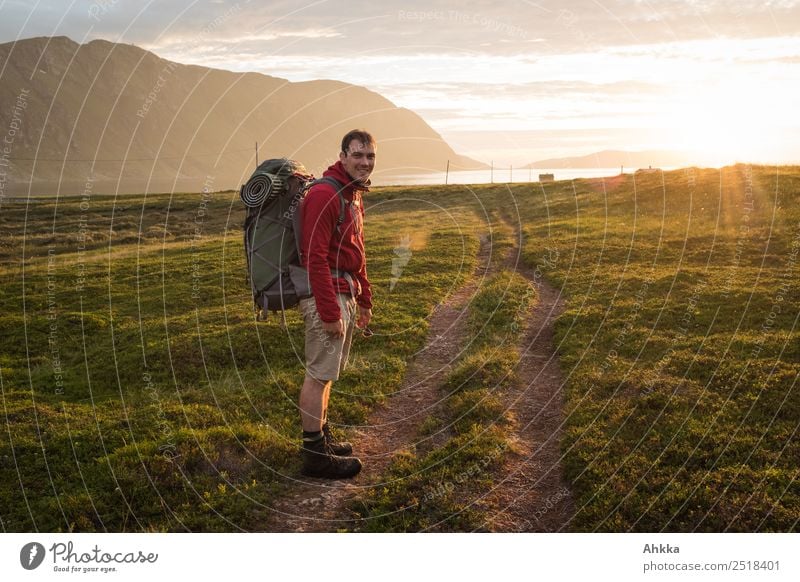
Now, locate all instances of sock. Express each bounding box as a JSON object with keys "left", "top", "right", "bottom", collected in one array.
[{"left": 302, "top": 430, "right": 324, "bottom": 443}]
